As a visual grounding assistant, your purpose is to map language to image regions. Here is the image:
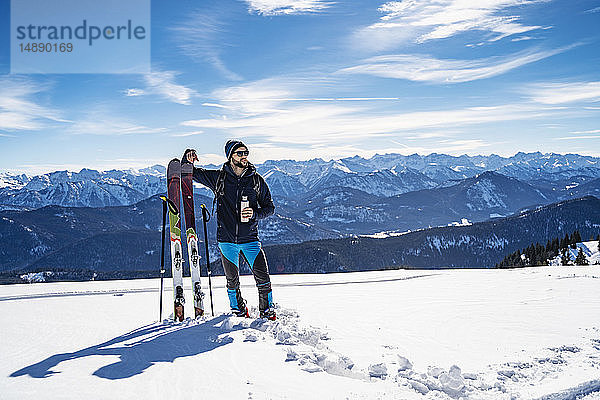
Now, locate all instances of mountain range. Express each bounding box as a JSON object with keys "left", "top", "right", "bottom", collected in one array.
[
  {"left": 1, "top": 152, "right": 600, "bottom": 281},
  {"left": 1, "top": 195, "right": 598, "bottom": 282},
  {"left": 2, "top": 152, "right": 599, "bottom": 236},
  {"left": 0, "top": 166, "right": 166, "bottom": 210},
  {"left": 2, "top": 152, "right": 599, "bottom": 209}
]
